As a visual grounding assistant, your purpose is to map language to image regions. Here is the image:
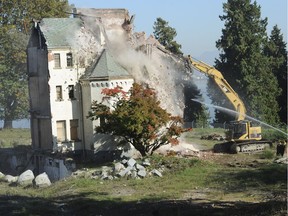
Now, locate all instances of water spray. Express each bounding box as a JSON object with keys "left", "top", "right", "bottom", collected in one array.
[{"left": 192, "top": 99, "right": 288, "bottom": 136}]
